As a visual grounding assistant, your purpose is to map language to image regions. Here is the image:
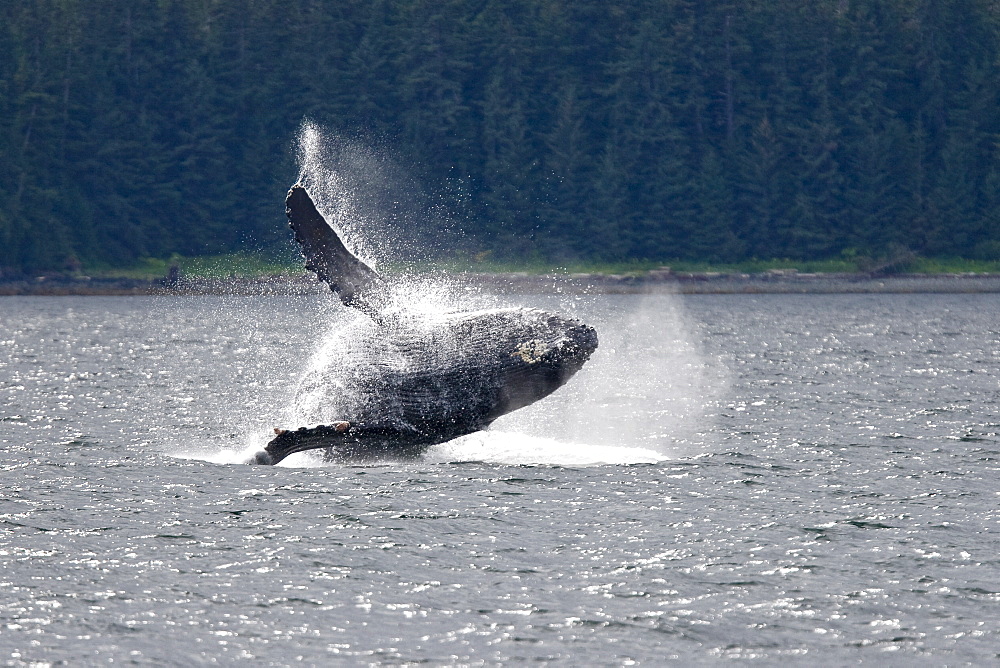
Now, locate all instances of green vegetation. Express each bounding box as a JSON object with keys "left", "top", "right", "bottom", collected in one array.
[
  {"left": 424, "top": 256, "right": 1000, "bottom": 276},
  {"left": 900, "top": 258, "right": 1000, "bottom": 275},
  {"left": 83, "top": 254, "right": 300, "bottom": 281},
  {"left": 3, "top": 1, "right": 1000, "bottom": 275},
  {"left": 80, "top": 253, "right": 1000, "bottom": 281}
]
